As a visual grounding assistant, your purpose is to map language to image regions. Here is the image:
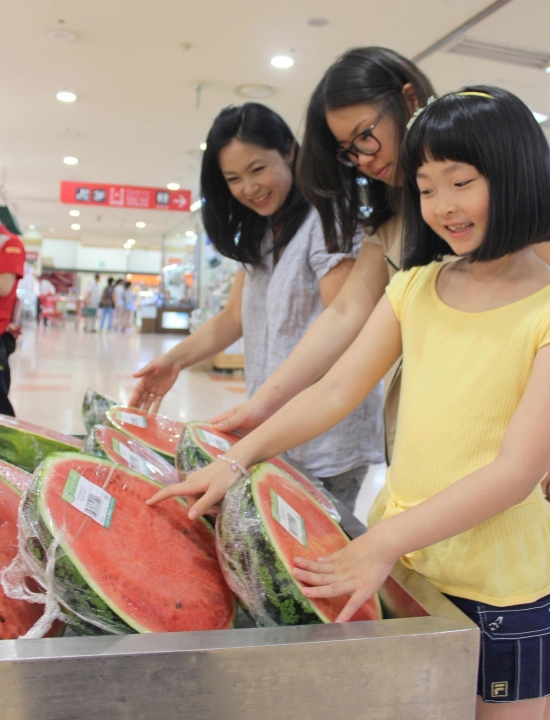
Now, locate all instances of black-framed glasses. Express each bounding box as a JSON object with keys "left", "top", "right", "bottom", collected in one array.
[{"left": 335, "top": 107, "right": 386, "bottom": 167}]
